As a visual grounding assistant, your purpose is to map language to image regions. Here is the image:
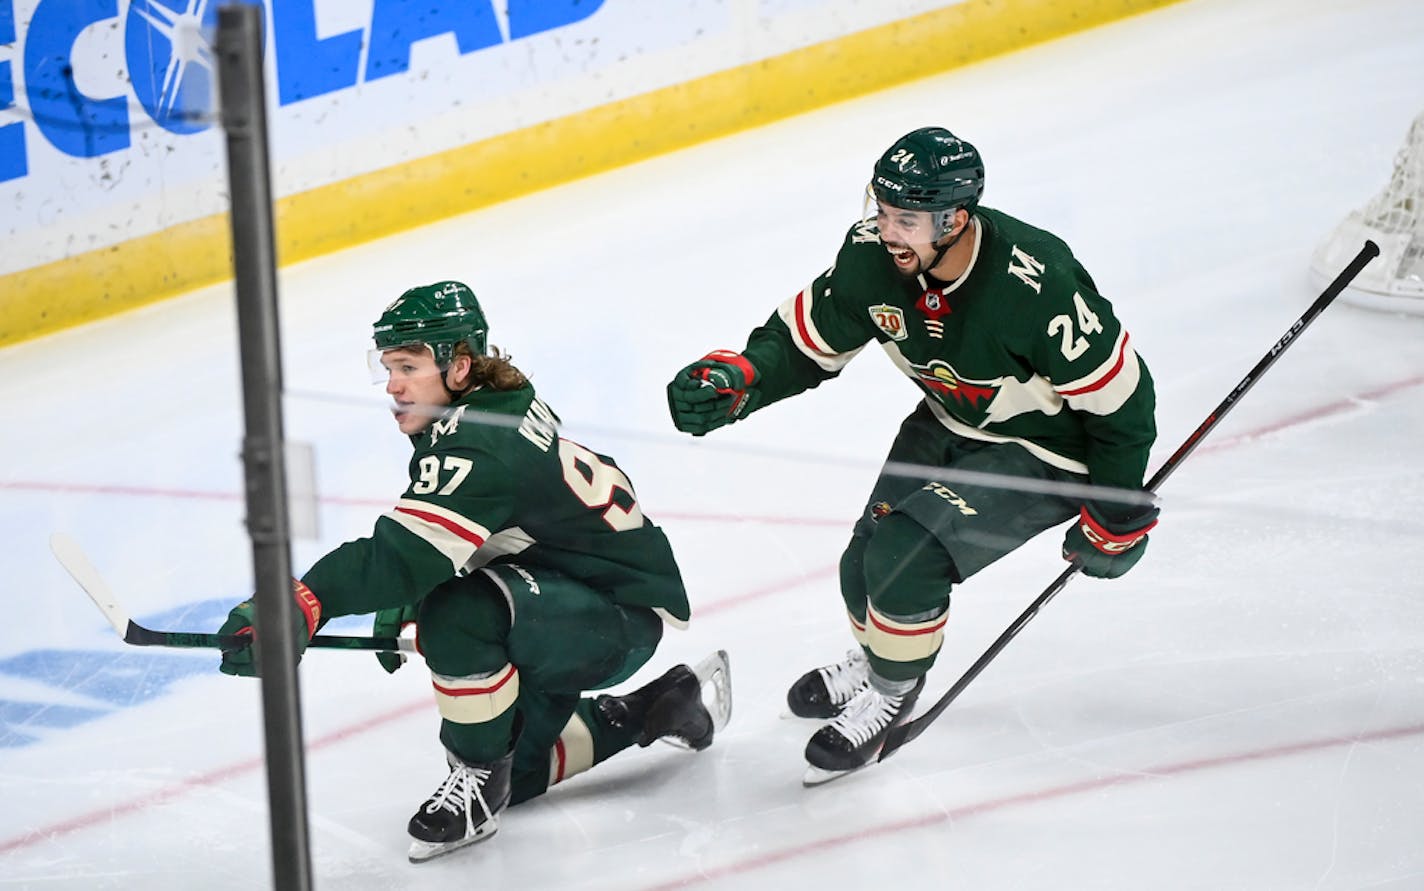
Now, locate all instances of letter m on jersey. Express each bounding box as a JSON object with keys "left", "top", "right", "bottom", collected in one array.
[{"left": 1007, "top": 246, "right": 1046, "bottom": 293}]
